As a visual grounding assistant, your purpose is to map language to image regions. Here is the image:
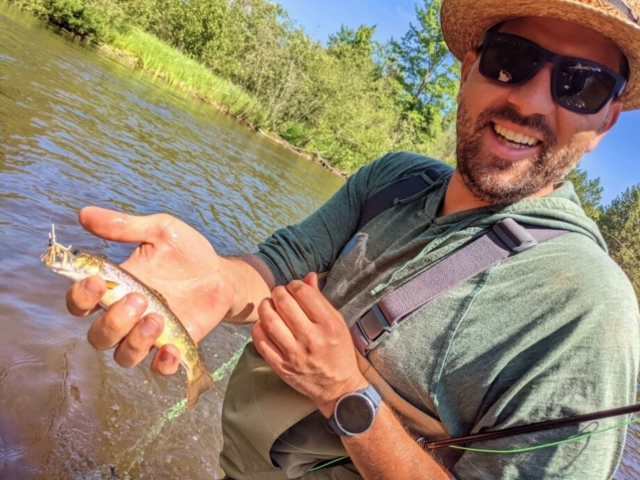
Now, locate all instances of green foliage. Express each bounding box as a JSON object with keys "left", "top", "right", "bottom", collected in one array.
[
  {"left": 110, "top": 28, "right": 266, "bottom": 124},
  {"left": 327, "top": 25, "right": 376, "bottom": 60},
  {"left": 292, "top": 25, "right": 404, "bottom": 171},
  {"left": 388, "top": 0, "right": 460, "bottom": 151},
  {"left": 8, "top": 0, "right": 638, "bottom": 296},
  {"left": 115, "top": 0, "right": 157, "bottom": 31},
  {"left": 10, "top": 0, "right": 124, "bottom": 42},
  {"left": 280, "top": 121, "right": 309, "bottom": 145},
  {"left": 565, "top": 168, "right": 603, "bottom": 222},
  {"left": 598, "top": 185, "right": 640, "bottom": 299},
  {"left": 10, "top": 0, "right": 461, "bottom": 173}
]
